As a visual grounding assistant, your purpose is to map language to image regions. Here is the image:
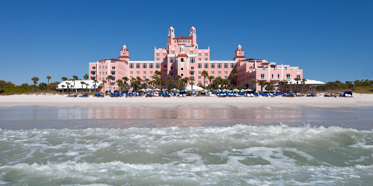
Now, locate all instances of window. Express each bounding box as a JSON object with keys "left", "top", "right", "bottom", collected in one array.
[
  {"left": 190, "top": 57, "right": 195, "bottom": 63},
  {"left": 170, "top": 58, "right": 174, "bottom": 63},
  {"left": 150, "top": 71, "right": 153, "bottom": 74},
  {"left": 285, "top": 67, "right": 288, "bottom": 70},
  {"left": 287, "top": 74, "right": 290, "bottom": 79},
  {"left": 99, "top": 66, "right": 101, "bottom": 69},
  {"left": 211, "top": 64, "right": 215, "bottom": 68},
  {"left": 249, "top": 66, "right": 253, "bottom": 69},
  {"left": 261, "top": 74, "right": 265, "bottom": 79},
  {"left": 205, "top": 58, "right": 208, "bottom": 61},
  {"left": 170, "top": 73, "right": 174, "bottom": 76},
  {"left": 204, "top": 63, "right": 208, "bottom": 68},
  {"left": 170, "top": 67, "right": 174, "bottom": 70},
  {"left": 150, "top": 77, "right": 153, "bottom": 79},
  {"left": 191, "top": 67, "right": 195, "bottom": 70},
  {"left": 106, "top": 72, "right": 107, "bottom": 75},
  {"left": 163, "top": 71, "right": 166, "bottom": 74},
  {"left": 211, "top": 71, "right": 215, "bottom": 74},
  {"left": 99, "top": 72, "right": 101, "bottom": 75},
  {"left": 156, "top": 58, "right": 159, "bottom": 61},
  {"left": 143, "top": 76, "right": 146, "bottom": 79},
  {"left": 149, "top": 63, "right": 154, "bottom": 68},
  {"left": 224, "top": 76, "right": 227, "bottom": 79},
  {"left": 143, "top": 63, "right": 147, "bottom": 68},
  {"left": 217, "top": 63, "right": 222, "bottom": 68},
  {"left": 297, "top": 75, "right": 300, "bottom": 79},
  {"left": 137, "top": 71, "right": 140, "bottom": 74},
  {"left": 198, "top": 71, "right": 201, "bottom": 74},
  {"left": 198, "top": 76, "right": 201, "bottom": 79},
  {"left": 278, "top": 74, "right": 280, "bottom": 79},
  {"left": 163, "top": 53, "right": 166, "bottom": 56},
  {"left": 181, "top": 68, "right": 184, "bottom": 70},
  {"left": 163, "top": 64, "right": 167, "bottom": 68},
  {"left": 224, "top": 63, "right": 228, "bottom": 68},
  {"left": 231, "top": 64, "right": 234, "bottom": 68},
  {"left": 198, "top": 53, "right": 201, "bottom": 56},
  {"left": 198, "top": 81, "right": 201, "bottom": 84},
  {"left": 181, "top": 58, "right": 184, "bottom": 62},
  {"left": 218, "top": 71, "right": 221, "bottom": 74},
  {"left": 224, "top": 71, "right": 227, "bottom": 74},
  {"left": 156, "top": 53, "right": 159, "bottom": 56},
  {"left": 112, "top": 67, "right": 115, "bottom": 70},
  {"left": 163, "top": 76, "right": 166, "bottom": 79},
  {"left": 143, "top": 71, "right": 146, "bottom": 74},
  {"left": 205, "top": 53, "right": 208, "bottom": 56},
  {"left": 190, "top": 51, "right": 193, "bottom": 54},
  {"left": 106, "top": 66, "right": 107, "bottom": 69},
  {"left": 130, "top": 76, "right": 133, "bottom": 79},
  {"left": 136, "top": 64, "right": 140, "bottom": 68},
  {"left": 198, "top": 64, "right": 202, "bottom": 68},
  {"left": 198, "top": 58, "right": 201, "bottom": 61},
  {"left": 272, "top": 74, "right": 274, "bottom": 79},
  {"left": 130, "top": 71, "right": 133, "bottom": 74},
  {"left": 156, "top": 63, "right": 160, "bottom": 68},
  {"left": 130, "top": 64, "right": 134, "bottom": 68},
  {"left": 171, "top": 51, "right": 175, "bottom": 54},
  {"left": 181, "top": 73, "right": 184, "bottom": 77},
  {"left": 99, "top": 77, "right": 101, "bottom": 80}
]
